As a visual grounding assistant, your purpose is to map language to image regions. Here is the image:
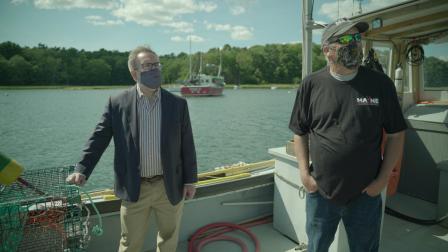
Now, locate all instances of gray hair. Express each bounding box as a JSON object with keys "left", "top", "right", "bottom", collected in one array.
[{"left": 128, "top": 45, "right": 157, "bottom": 71}]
